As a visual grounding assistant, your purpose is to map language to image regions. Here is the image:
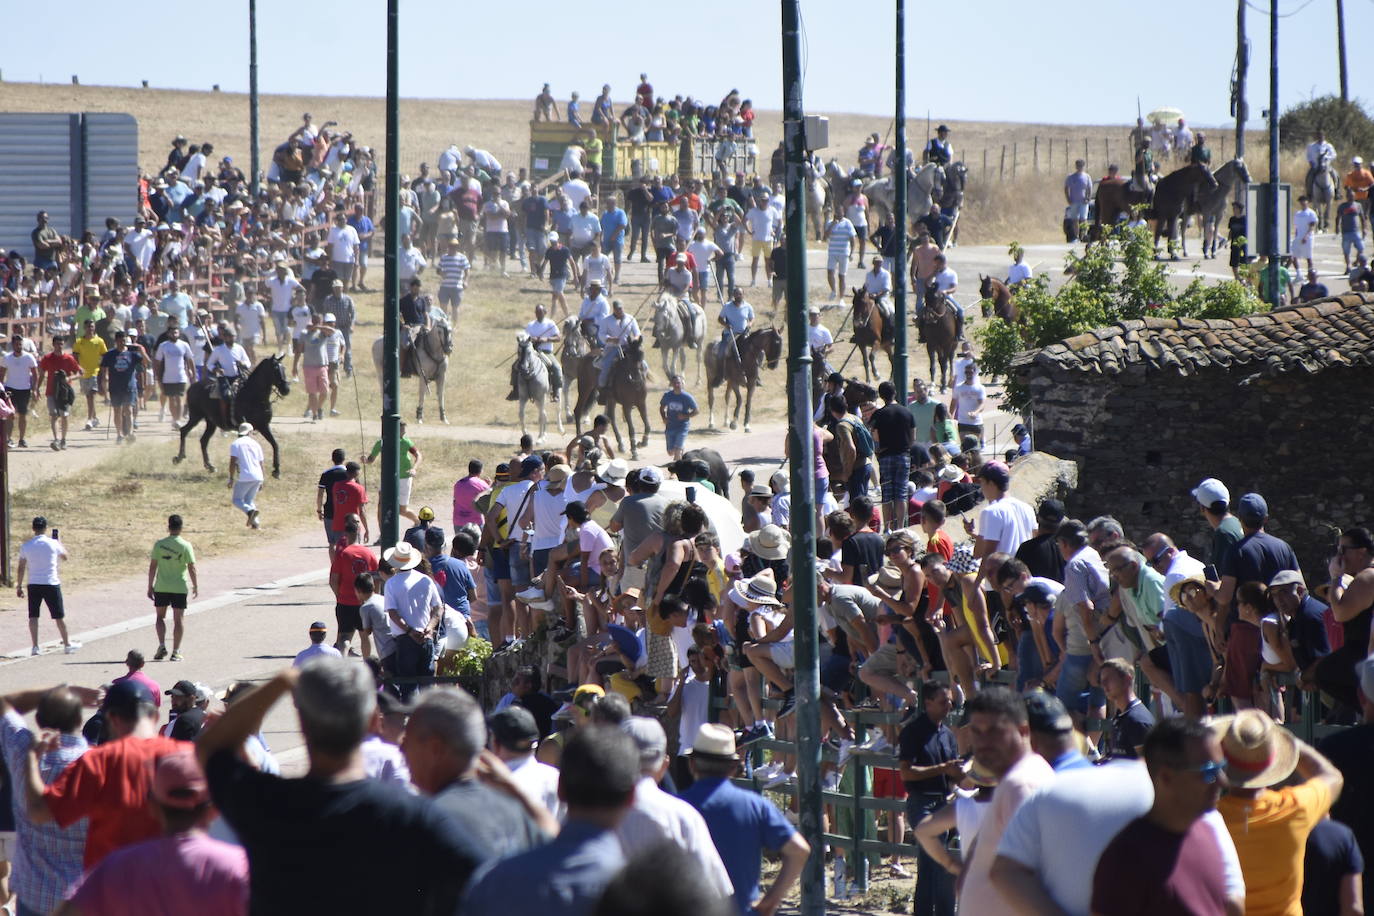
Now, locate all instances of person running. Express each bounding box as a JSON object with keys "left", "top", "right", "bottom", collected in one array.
[
  {"left": 148, "top": 514, "right": 198, "bottom": 662},
  {"left": 659, "top": 374, "right": 699, "bottom": 461},
  {"left": 365, "top": 422, "right": 422, "bottom": 525},
  {"left": 228, "top": 423, "right": 265, "bottom": 530},
  {"left": 154, "top": 325, "right": 196, "bottom": 429},
  {"left": 35, "top": 333, "right": 81, "bottom": 450},
  {"left": 98, "top": 330, "right": 145, "bottom": 444},
  {"left": 1, "top": 333, "right": 39, "bottom": 448},
  {"left": 71, "top": 320, "right": 108, "bottom": 431},
  {"left": 17, "top": 516, "right": 78, "bottom": 655}
]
